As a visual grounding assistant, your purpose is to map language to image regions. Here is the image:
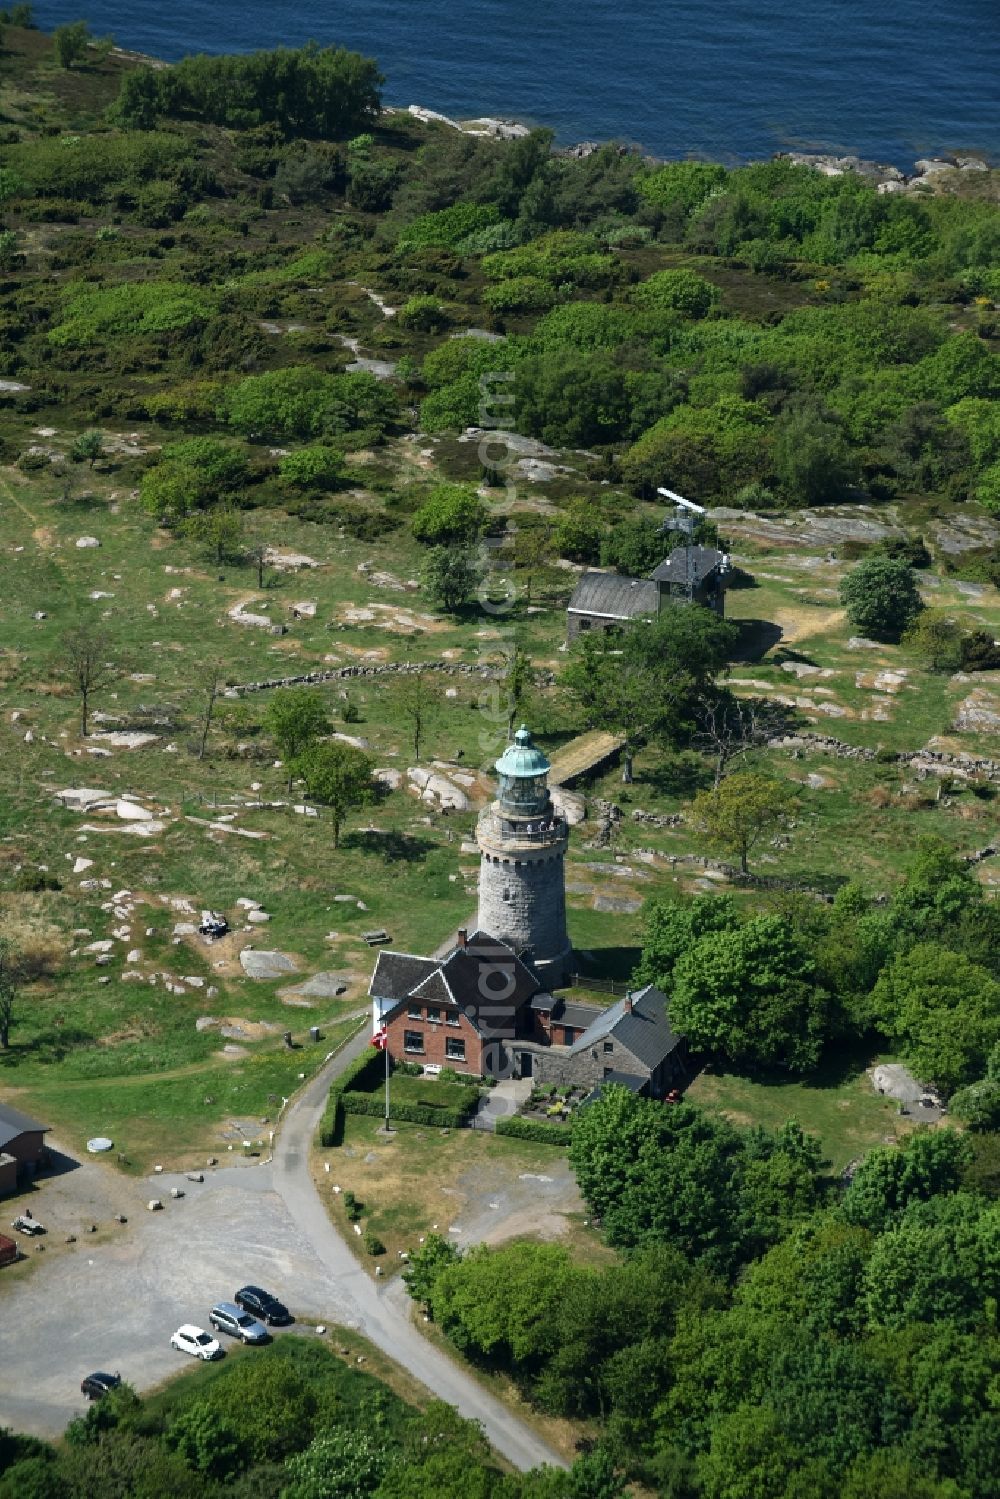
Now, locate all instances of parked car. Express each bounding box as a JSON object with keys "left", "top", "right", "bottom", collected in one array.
[
  {"left": 234, "top": 1285, "right": 291, "bottom": 1326},
  {"left": 170, "top": 1324, "right": 222, "bottom": 1360},
  {"left": 10, "top": 1215, "right": 44, "bottom": 1236},
  {"left": 209, "top": 1301, "right": 268, "bottom": 1344},
  {"left": 81, "top": 1371, "right": 121, "bottom": 1401}
]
